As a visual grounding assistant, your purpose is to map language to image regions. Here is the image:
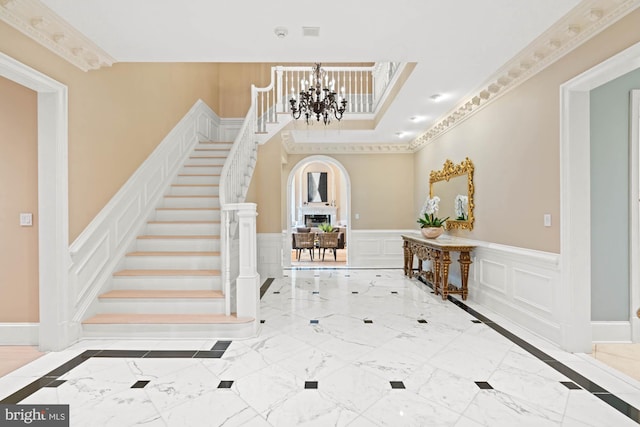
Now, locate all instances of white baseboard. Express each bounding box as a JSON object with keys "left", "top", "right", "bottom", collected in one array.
[
  {"left": 0, "top": 323, "right": 39, "bottom": 345},
  {"left": 592, "top": 321, "right": 632, "bottom": 342}
]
